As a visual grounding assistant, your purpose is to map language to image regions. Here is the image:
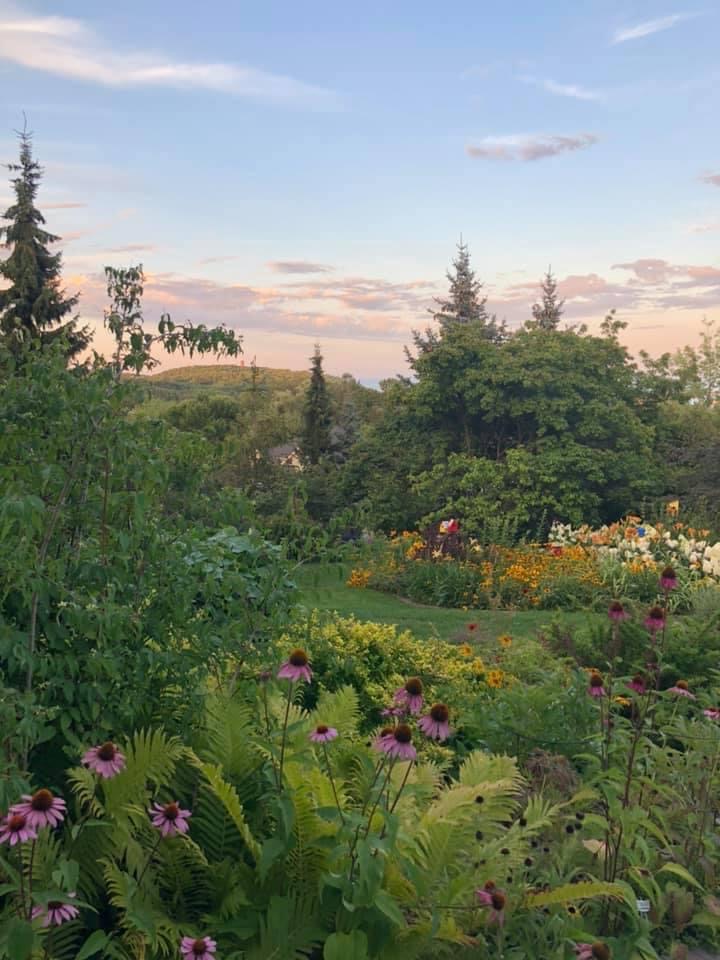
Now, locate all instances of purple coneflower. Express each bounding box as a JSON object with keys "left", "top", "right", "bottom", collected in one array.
[
  {"left": 150, "top": 801, "right": 191, "bottom": 837},
  {"left": 309, "top": 724, "right": 338, "bottom": 743},
  {"left": 32, "top": 894, "right": 79, "bottom": 927},
  {"left": 372, "top": 725, "right": 396, "bottom": 752},
  {"left": 644, "top": 606, "right": 665, "bottom": 633},
  {"left": 608, "top": 601, "right": 628, "bottom": 622},
  {"left": 418, "top": 703, "right": 452, "bottom": 741},
  {"left": 378, "top": 723, "right": 417, "bottom": 761},
  {"left": 0, "top": 812, "right": 37, "bottom": 846},
  {"left": 704, "top": 707, "right": 720, "bottom": 720},
  {"left": 277, "top": 648, "right": 313, "bottom": 683},
  {"left": 627, "top": 674, "right": 646, "bottom": 694},
  {"left": 82, "top": 741, "right": 126, "bottom": 779},
  {"left": 394, "top": 677, "right": 424, "bottom": 714},
  {"left": 180, "top": 935, "right": 217, "bottom": 959},
  {"left": 588, "top": 671, "right": 606, "bottom": 698},
  {"left": 660, "top": 565, "right": 678, "bottom": 592},
  {"left": 668, "top": 680, "right": 695, "bottom": 699},
  {"left": 475, "top": 884, "right": 506, "bottom": 927},
  {"left": 11, "top": 789, "right": 66, "bottom": 830},
  {"left": 575, "top": 943, "right": 611, "bottom": 960}
]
